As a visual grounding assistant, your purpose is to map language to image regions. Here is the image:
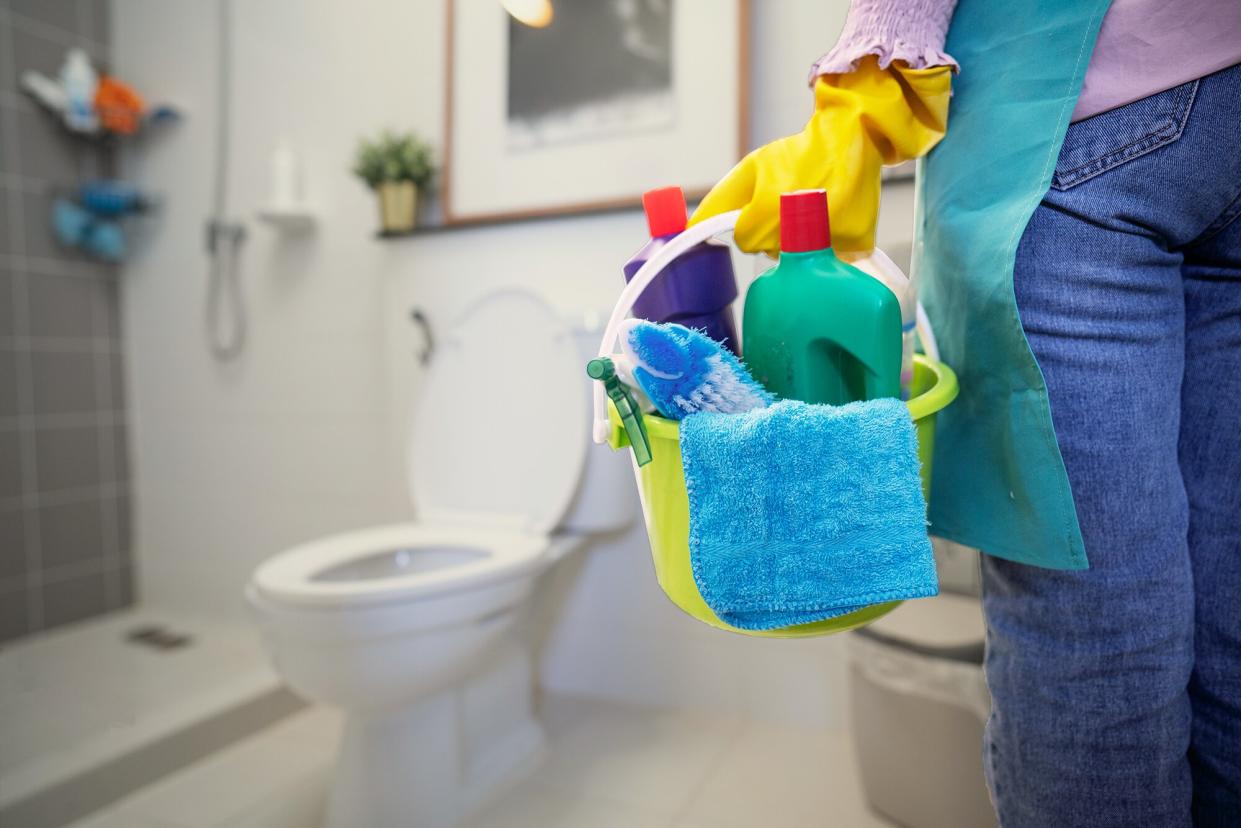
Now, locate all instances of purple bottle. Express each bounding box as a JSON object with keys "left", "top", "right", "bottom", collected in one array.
[{"left": 623, "top": 186, "right": 741, "bottom": 355}]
